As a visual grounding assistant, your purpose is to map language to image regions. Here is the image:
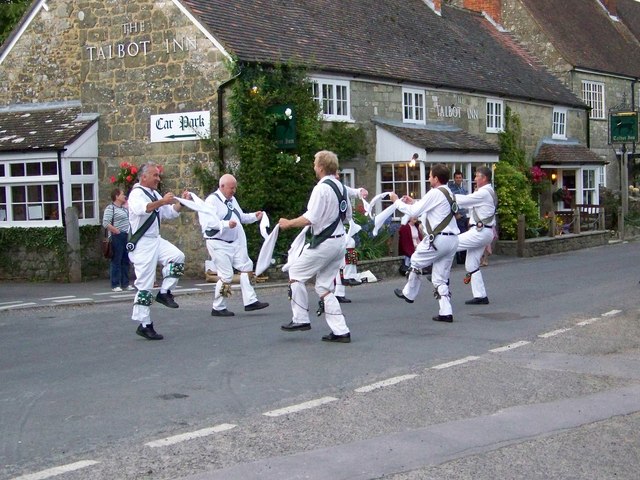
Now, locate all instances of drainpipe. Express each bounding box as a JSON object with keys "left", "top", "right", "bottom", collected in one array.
[
  {"left": 57, "top": 149, "right": 66, "bottom": 226},
  {"left": 217, "top": 69, "right": 243, "bottom": 166}
]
